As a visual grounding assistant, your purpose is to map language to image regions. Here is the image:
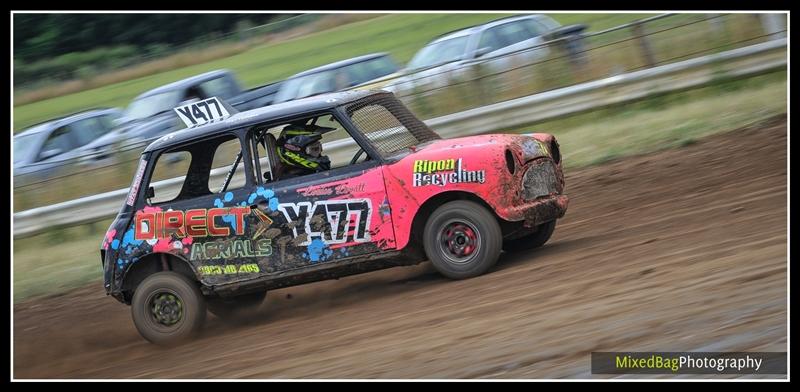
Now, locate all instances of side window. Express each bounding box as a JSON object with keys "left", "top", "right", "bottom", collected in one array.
[
  {"left": 97, "top": 114, "right": 119, "bottom": 130},
  {"left": 523, "top": 18, "right": 548, "bottom": 36},
  {"left": 208, "top": 138, "right": 249, "bottom": 193},
  {"left": 248, "top": 113, "right": 362, "bottom": 184},
  {"left": 333, "top": 70, "right": 351, "bottom": 91},
  {"left": 200, "top": 76, "right": 236, "bottom": 99},
  {"left": 496, "top": 20, "right": 535, "bottom": 47},
  {"left": 478, "top": 28, "right": 504, "bottom": 54},
  {"left": 39, "top": 127, "right": 74, "bottom": 160},
  {"left": 149, "top": 150, "right": 192, "bottom": 204},
  {"left": 344, "top": 63, "right": 367, "bottom": 87},
  {"left": 71, "top": 117, "right": 111, "bottom": 147},
  {"left": 146, "top": 133, "right": 249, "bottom": 205}
]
